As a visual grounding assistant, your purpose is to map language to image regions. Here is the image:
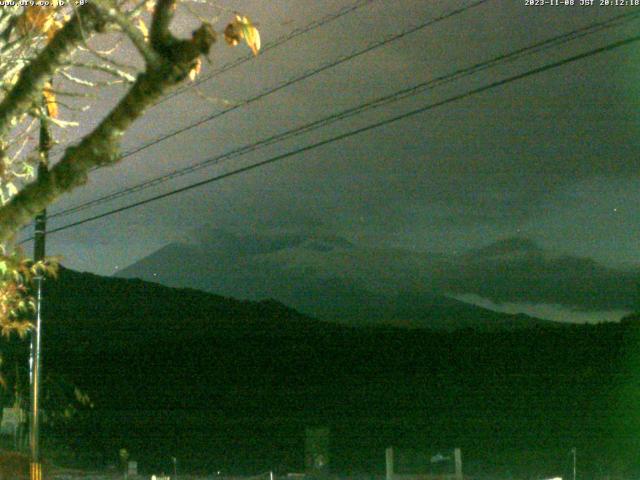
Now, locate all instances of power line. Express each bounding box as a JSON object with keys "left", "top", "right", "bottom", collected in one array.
[
  {"left": 41, "top": 0, "right": 491, "bottom": 219},
  {"left": 47, "top": 9, "right": 640, "bottom": 221},
  {"left": 19, "top": 0, "right": 491, "bottom": 235},
  {"left": 159, "top": 0, "right": 378, "bottom": 104},
  {"left": 48, "top": 0, "right": 379, "bottom": 156},
  {"left": 75, "top": 0, "right": 491, "bottom": 163},
  {"left": 20, "top": 32, "right": 640, "bottom": 243}
]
